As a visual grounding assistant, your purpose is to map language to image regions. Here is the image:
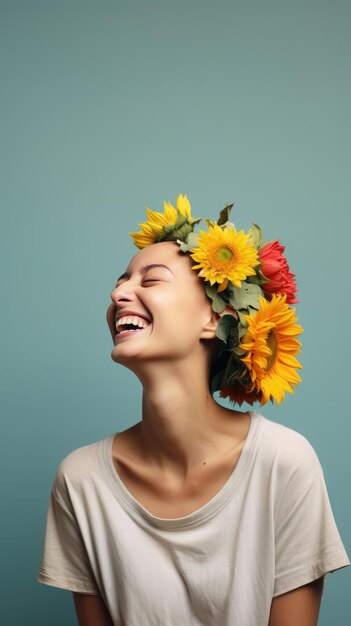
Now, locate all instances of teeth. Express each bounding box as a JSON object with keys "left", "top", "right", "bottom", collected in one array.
[{"left": 115, "top": 315, "right": 150, "bottom": 332}]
